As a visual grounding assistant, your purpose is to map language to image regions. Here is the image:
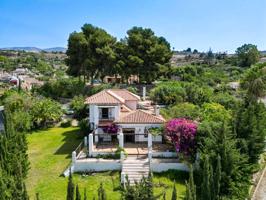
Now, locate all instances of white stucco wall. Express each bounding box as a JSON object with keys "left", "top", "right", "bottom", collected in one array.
[
  {"left": 151, "top": 161, "right": 189, "bottom": 172},
  {"left": 73, "top": 159, "right": 121, "bottom": 172},
  {"left": 90, "top": 105, "right": 120, "bottom": 126}
]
